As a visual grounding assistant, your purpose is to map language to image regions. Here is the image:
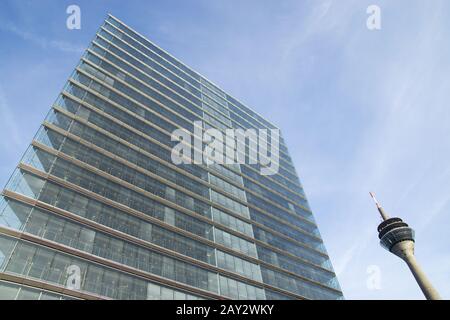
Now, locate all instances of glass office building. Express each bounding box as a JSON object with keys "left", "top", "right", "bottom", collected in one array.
[{"left": 0, "top": 15, "right": 343, "bottom": 300}]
